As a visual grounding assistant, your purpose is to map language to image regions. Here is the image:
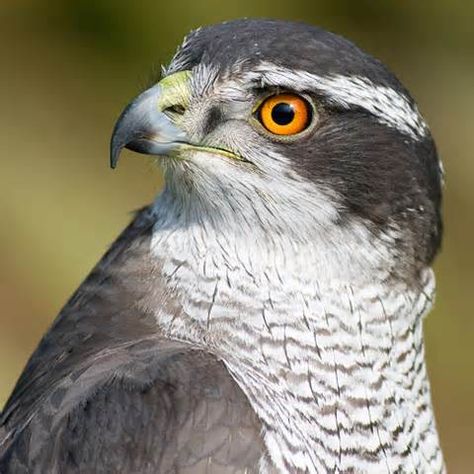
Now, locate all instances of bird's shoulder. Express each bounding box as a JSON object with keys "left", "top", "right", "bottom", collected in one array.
[
  {"left": 0, "top": 207, "right": 263, "bottom": 473},
  {"left": 1, "top": 338, "right": 263, "bottom": 473}
]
